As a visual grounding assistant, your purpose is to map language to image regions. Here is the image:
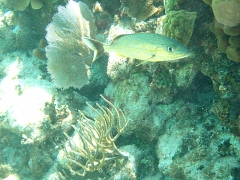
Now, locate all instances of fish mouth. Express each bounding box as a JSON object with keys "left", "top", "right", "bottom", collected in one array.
[
  {"left": 176, "top": 53, "right": 190, "bottom": 60},
  {"left": 184, "top": 51, "right": 193, "bottom": 58},
  {"left": 181, "top": 50, "right": 191, "bottom": 59}
]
